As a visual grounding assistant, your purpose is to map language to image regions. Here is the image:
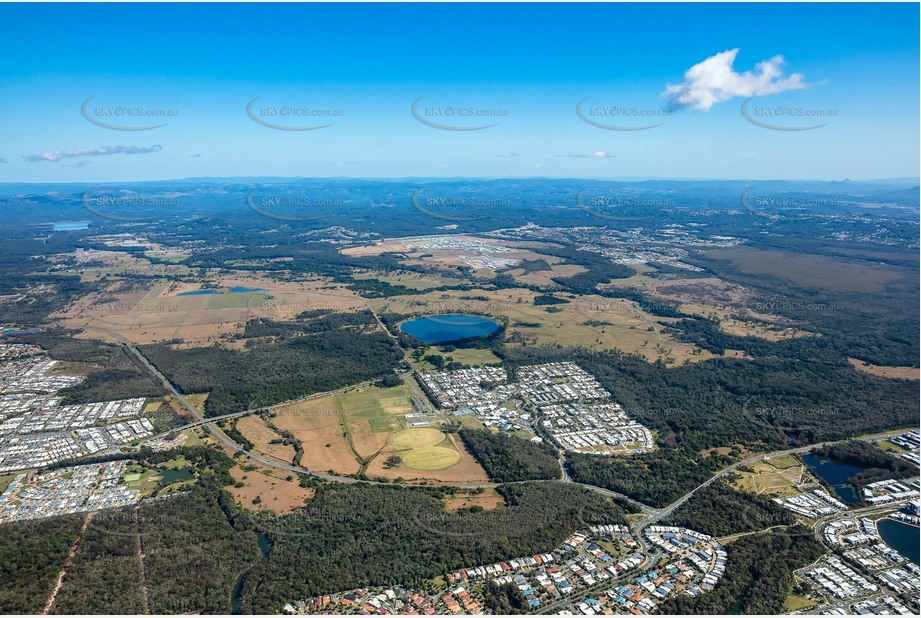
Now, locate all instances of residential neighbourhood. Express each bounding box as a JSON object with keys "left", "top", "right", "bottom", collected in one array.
[
  {"left": 885, "top": 431, "right": 920, "bottom": 467},
  {"left": 798, "top": 499, "right": 920, "bottom": 614},
  {"left": 0, "top": 460, "right": 141, "bottom": 523},
  {"left": 284, "top": 525, "right": 726, "bottom": 616},
  {"left": 774, "top": 488, "right": 848, "bottom": 519},
  {"left": 0, "top": 343, "right": 156, "bottom": 472},
  {"left": 421, "top": 362, "right": 653, "bottom": 454}
]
